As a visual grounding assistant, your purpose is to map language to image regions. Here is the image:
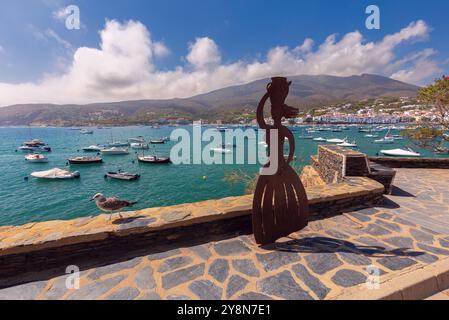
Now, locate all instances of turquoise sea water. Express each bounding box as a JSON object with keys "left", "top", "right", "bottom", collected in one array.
[{"left": 0, "top": 125, "right": 447, "bottom": 226}]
